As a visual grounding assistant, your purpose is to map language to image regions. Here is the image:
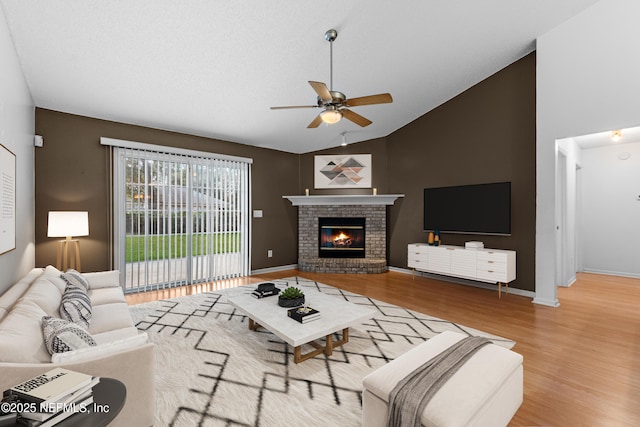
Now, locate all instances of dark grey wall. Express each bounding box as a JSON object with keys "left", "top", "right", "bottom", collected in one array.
[
  {"left": 35, "top": 52, "right": 536, "bottom": 291},
  {"left": 302, "top": 53, "right": 536, "bottom": 291},
  {"left": 389, "top": 53, "right": 536, "bottom": 291},
  {"left": 35, "top": 109, "right": 299, "bottom": 272}
]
